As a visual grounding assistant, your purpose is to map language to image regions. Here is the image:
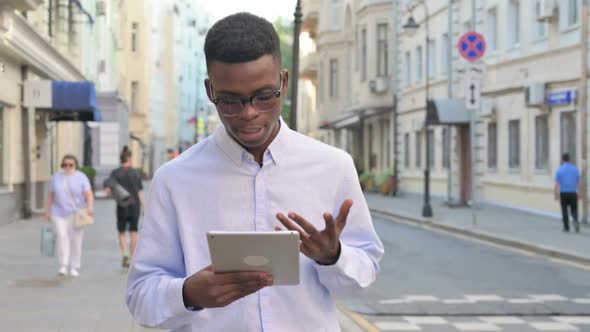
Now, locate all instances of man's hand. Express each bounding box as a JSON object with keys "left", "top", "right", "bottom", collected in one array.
[
  {"left": 87, "top": 206, "right": 94, "bottom": 216},
  {"left": 104, "top": 187, "right": 112, "bottom": 197},
  {"left": 182, "top": 265, "right": 273, "bottom": 309},
  {"left": 275, "top": 199, "right": 353, "bottom": 265}
]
